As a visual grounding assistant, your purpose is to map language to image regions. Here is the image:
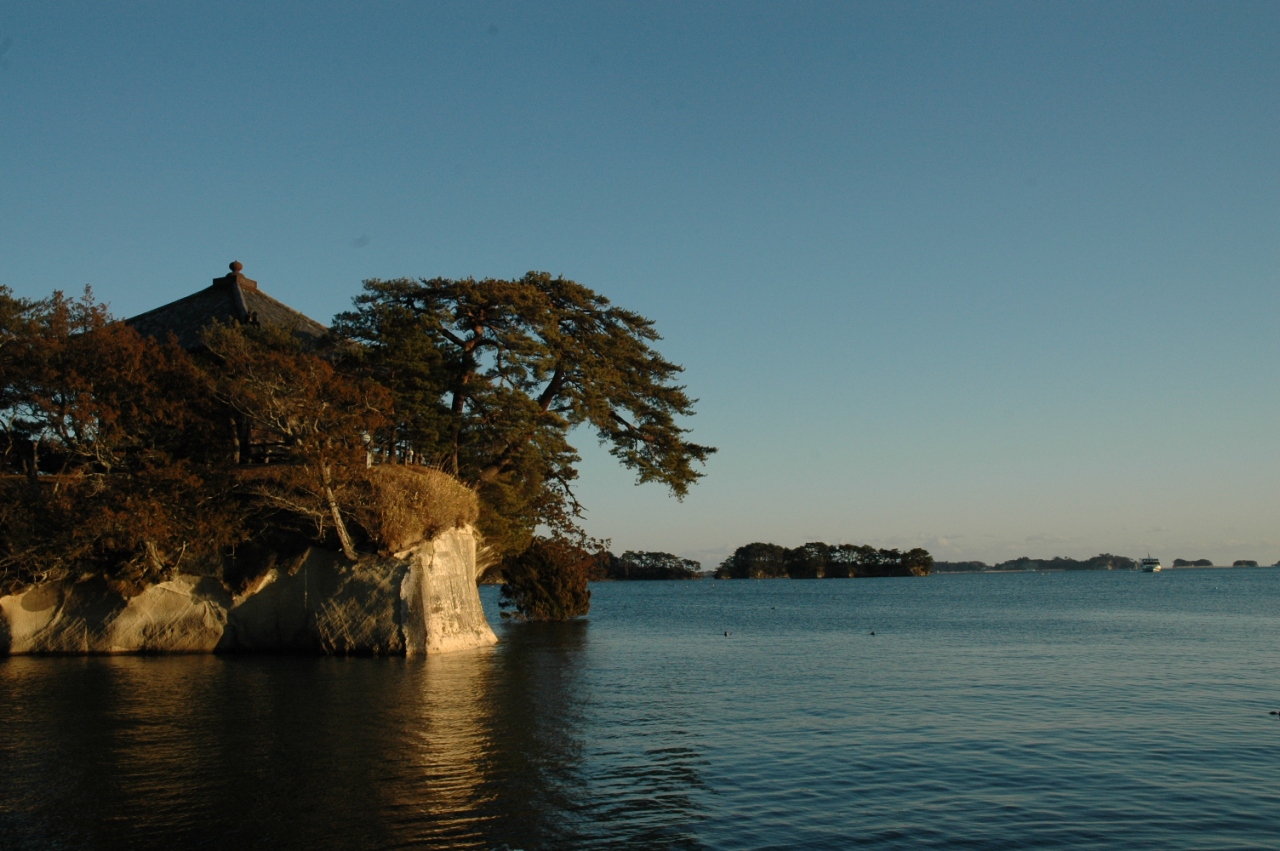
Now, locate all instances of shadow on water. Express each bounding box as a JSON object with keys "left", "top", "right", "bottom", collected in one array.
[
  {"left": 492, "top": 619, "right": 708, "bottom": 850},
  {"left": 477, "top": 620, "right": 593, "bottom": 848},
  {"left": 0, "top": 618, "right": 706, "bottom": 851}
]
